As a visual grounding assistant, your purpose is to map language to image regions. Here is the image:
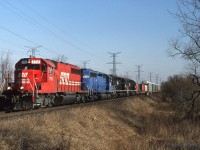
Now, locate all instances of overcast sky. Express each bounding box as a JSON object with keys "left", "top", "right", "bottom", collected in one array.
[{"left": 0, "top": 0, "right": 185, "bottom": 82}]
